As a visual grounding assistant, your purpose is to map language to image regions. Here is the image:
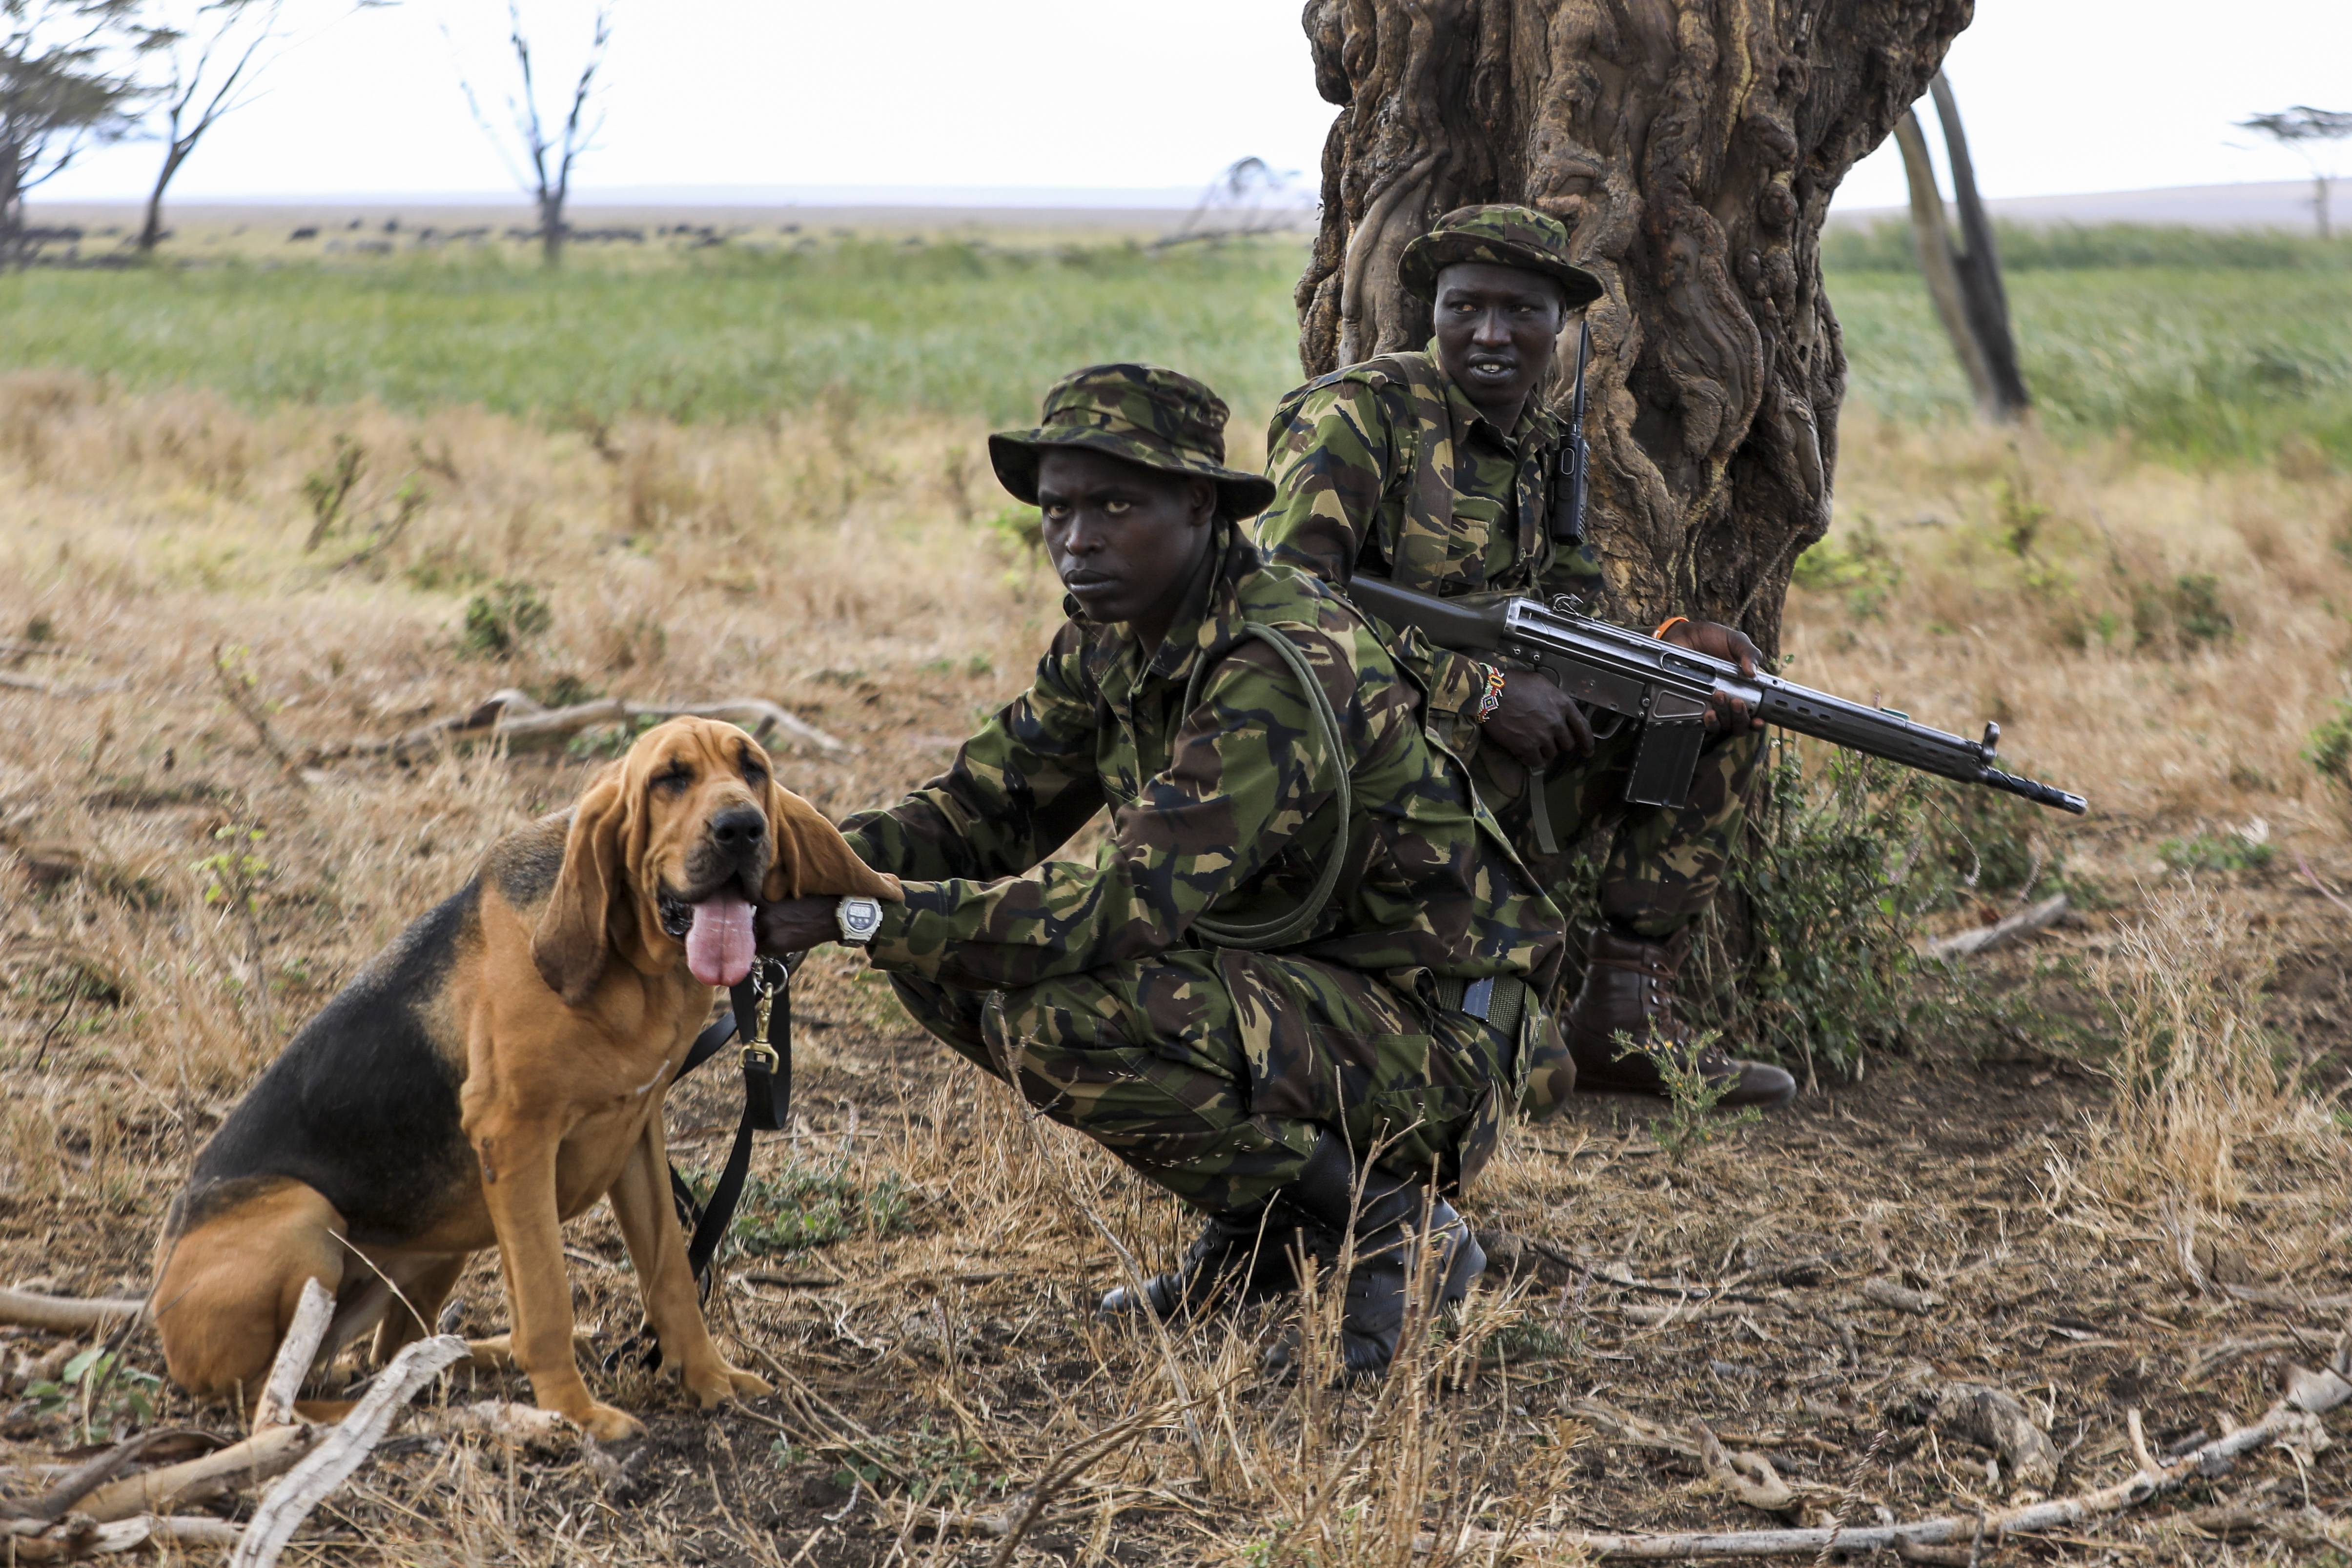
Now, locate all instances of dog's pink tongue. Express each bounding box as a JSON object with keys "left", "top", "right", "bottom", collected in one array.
[{"left": 685, "top": 896, "right": 755, "bottom": 987}]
